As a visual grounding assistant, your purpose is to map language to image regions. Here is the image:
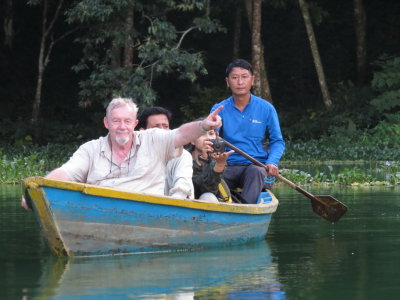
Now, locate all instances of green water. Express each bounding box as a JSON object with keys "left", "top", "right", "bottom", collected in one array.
[{"left": 1, "top": 183, "right": 400, "bottom": 299}]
